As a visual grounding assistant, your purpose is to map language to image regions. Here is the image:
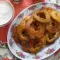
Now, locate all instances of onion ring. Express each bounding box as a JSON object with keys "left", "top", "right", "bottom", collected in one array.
[
  {"left": 28, "top": 39, "right": 42, "bottom": 53},
  {"left": 28, "top": 36, "right": 47, "bottom": 53},
  {"left": 46, "top": 20, "right": 58, "bottom": 33},
  {"left": 51, "top": 10, "right": 60, "bottom": 22},
  {"left": 33, "top": 10, "right": 51, "bottom": 23},
  {"left": 25, "top": 17, "right": 45, "bottom": 39},
  {"left": 46, "top": 32, "right": 59, "bottom": 43},
  {"left": 21, "top": 39, "right": 41, "bottom": 53},
  {"left": 25, "top": 17, "right": 35, "bottom": 39},
  {"left": 16, "top": 16, "right": 30, "bottom": 41}
]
